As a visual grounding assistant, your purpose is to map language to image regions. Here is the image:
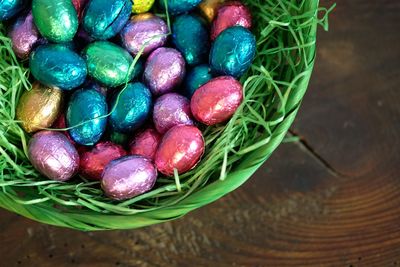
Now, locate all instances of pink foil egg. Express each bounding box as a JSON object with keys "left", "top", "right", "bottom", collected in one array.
[
  {"left": 101, "top": 155, "right": 158, "bottom": 200},
  {"left": 79, "top": 141, "right": 127, "bottom": 180},
  {"left": 144, "top": 47, "right": 186, "bottom": 96},
  {"left": 210, "top": 1, "right": 252, "bottom": 41},
  {"left": 120, "top": 13, "right": 168, "bottom": 56},
  {"left": 9, "top": 11, "right": 42, "bottom": 59},
  {"left": 191, "top": 76, "right": 243, "bottom": 125},
  {"left": 129, "top": 128, "right": 161, "bottom": 161},
  {"left": 155, "top": 125, "right": 205, "bottom": 176},
  {"left": 28, "top": 131, "right": 79, "bottom": 181},
  {"left": 153, "top": 93, "right": 194, "bottom": 134}
]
